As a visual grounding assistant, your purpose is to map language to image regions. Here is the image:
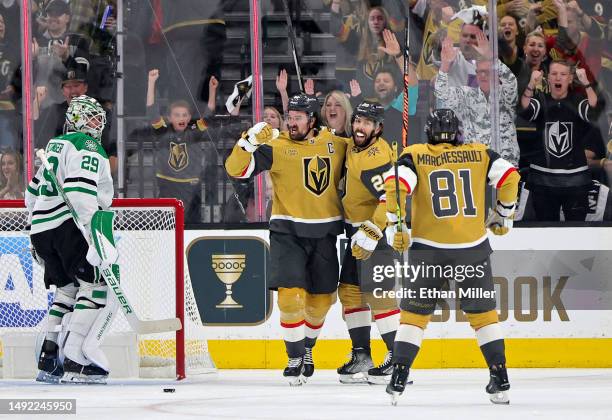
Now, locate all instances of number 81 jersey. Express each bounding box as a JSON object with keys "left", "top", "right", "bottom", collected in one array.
[
  {"left": 25, "top": 132, "right": 114, "bottom": 235},
  {"left": 384, "top": 142, "right": 519, "bottom": 250}
]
